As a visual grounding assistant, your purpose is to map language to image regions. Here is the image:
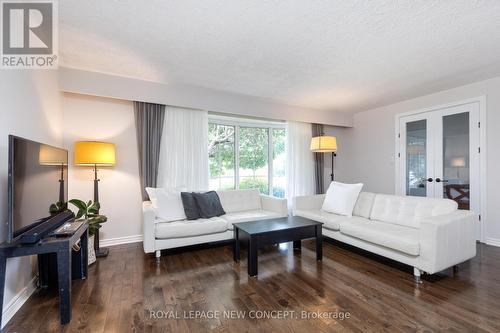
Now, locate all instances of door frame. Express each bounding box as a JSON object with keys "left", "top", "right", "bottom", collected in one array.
[{"left": 394, "top": 96, "right": 487, "bottom": 242}]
